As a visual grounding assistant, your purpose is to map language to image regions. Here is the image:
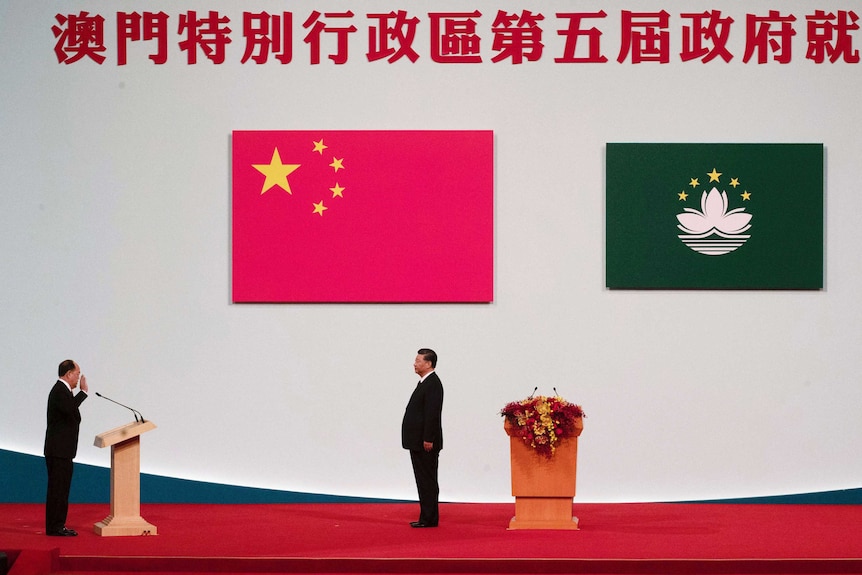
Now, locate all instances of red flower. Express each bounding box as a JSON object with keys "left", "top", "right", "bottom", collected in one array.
[{"left": 500, "top": 395, "right": 585, "bottom": 458}]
